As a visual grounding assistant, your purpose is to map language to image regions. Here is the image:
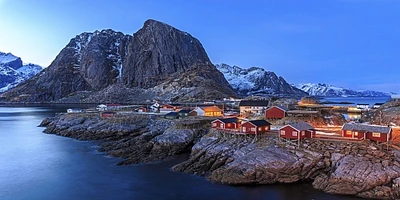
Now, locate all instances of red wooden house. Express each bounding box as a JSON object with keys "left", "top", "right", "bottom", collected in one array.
[
  {"left": 265, "top": 106, "right": 287, "bottom": 119},
  {"left": 160, "top": 104, "right": 176, "bottom": 113},
  {"left": 241, "top": 120, "right": 271, "bottom": 134},
  {"left": 137, "top": 107, "right": 147, "bottom": 113},
  {"left": 279, "top": 122, "right": 315, "bottom": 140},
  {"left": 211, "top": 117, "right": 239, "bottom": 129},
  {"left": 342, "top": 123, "right": 392, "bottom": 142},
  {"left": 100, "top": 111, "right": 115, "bottom": 118}
]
